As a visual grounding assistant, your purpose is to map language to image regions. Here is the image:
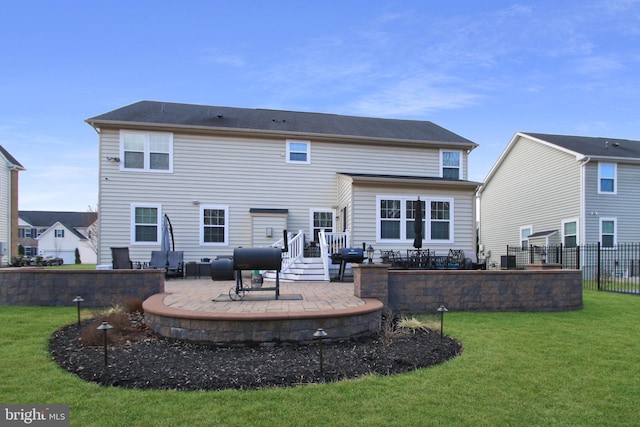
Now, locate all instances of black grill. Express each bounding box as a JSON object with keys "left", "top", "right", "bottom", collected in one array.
[{"left": 331, "top": 248, "right": 365, "bottom": 281}]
